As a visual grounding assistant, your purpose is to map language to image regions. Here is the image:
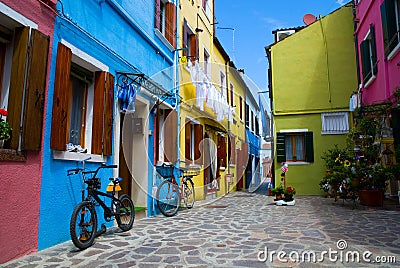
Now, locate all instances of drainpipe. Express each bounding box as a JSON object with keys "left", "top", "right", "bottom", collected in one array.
[
  {"left": 225, "top": 60, "right": 230, "bottom": 194},
  {"left": 174, "top": 0, "right": 180, "bottom": 166}
]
